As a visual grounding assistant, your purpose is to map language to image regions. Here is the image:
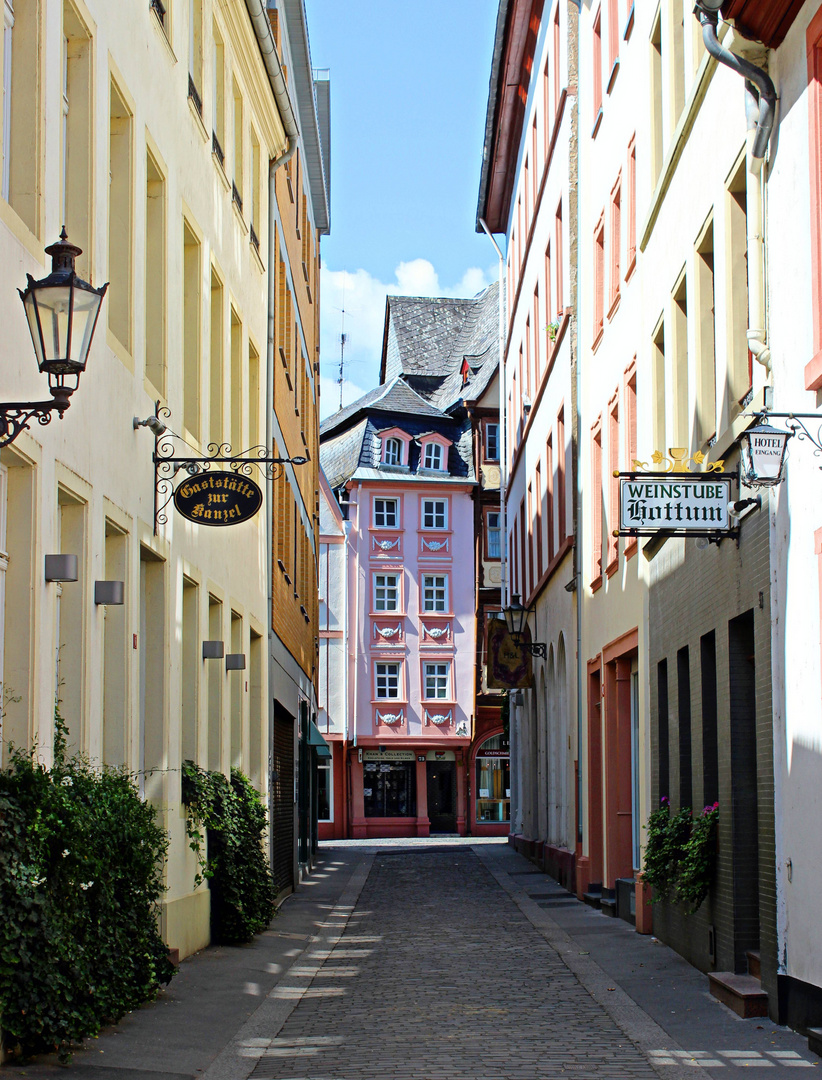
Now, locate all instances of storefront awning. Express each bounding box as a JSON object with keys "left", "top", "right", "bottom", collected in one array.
[{"left": 308, "top": 719, "right": 332, "bottom": 759}]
